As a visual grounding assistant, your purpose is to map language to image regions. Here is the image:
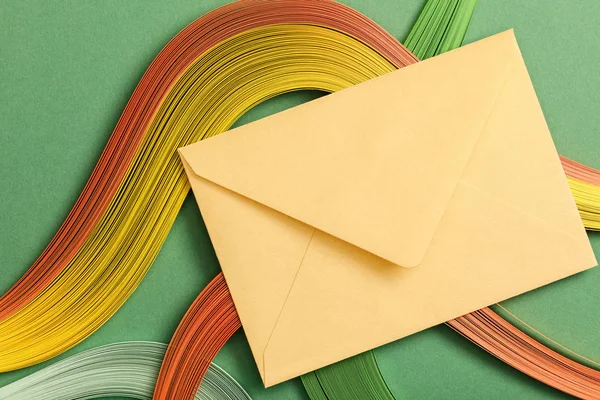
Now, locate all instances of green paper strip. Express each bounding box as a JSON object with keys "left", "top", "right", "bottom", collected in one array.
[
  {"left": 0, "top": 342, "right": 250, "bottom": 400},
  {"left": 300, "top": 0, "right": 477, "bottom": 398},
  {"left": 301, "top": 352, "right": 394, "bottom": 400},
  {"left": 405, "top": 0, "right": 477, "bottom": 59}
]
